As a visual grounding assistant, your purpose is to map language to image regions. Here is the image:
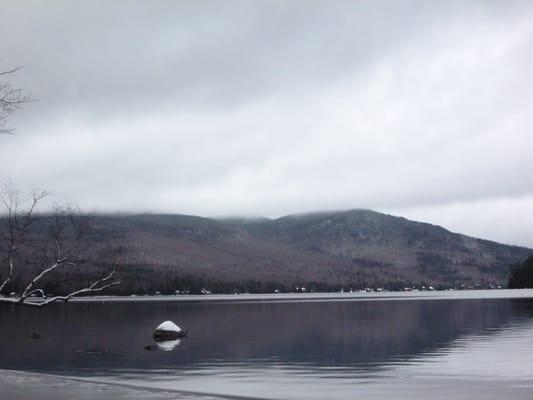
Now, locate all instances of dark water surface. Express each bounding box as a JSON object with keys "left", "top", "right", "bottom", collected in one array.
[{"left": 2, "top": 290, "right": 533, "bottom": 399}]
